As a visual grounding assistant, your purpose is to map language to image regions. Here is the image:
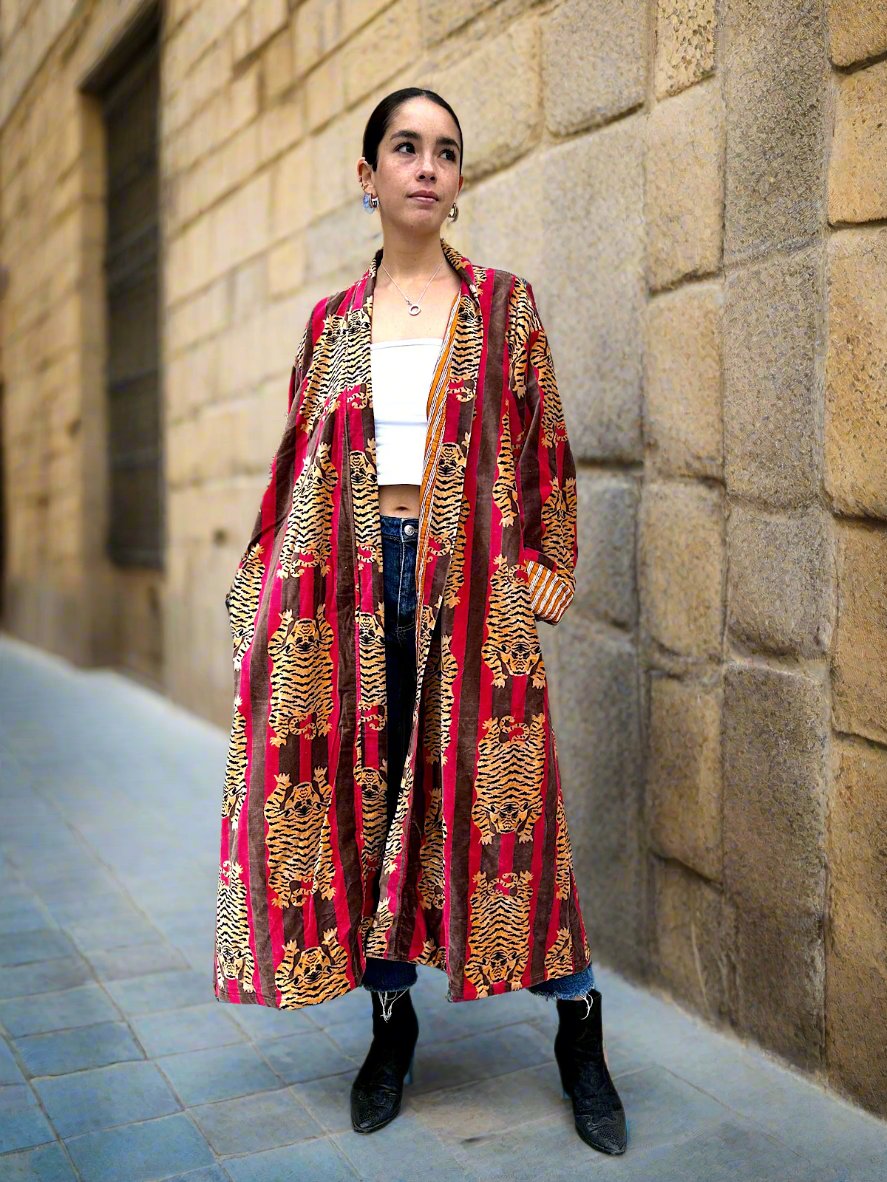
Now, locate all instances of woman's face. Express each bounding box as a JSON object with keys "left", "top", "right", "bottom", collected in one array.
[{"left": 361, "top": 96, "right": 463, "bottom": 230}]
